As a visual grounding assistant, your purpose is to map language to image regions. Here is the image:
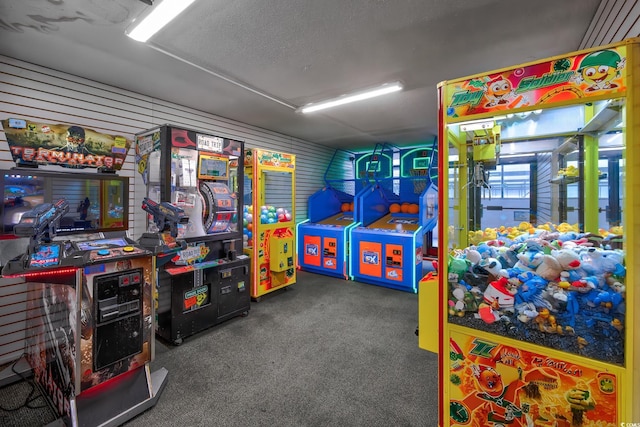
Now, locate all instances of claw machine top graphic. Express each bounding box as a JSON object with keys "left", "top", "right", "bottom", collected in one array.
[{"left": 444, "top": 46, "right": 627, "bottom": 119}]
